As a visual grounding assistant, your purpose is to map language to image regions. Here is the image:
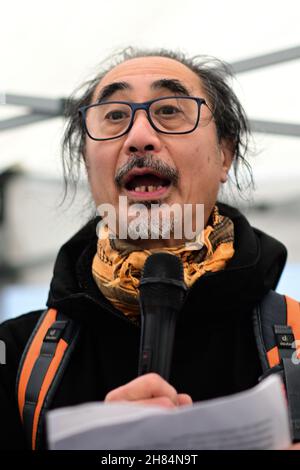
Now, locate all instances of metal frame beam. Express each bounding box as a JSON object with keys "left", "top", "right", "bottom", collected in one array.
[
  {"left": 4, "top": 94, "right": 65, "bottom": 115},
  {"left": 249, "top": 119, "right": 300, "bottom": 137},
  {"left": 0, "top": 93, "right": 65, "bottom": 131},
  {"left": 230, "top": 45, "right": 300, "bottom": 74},
  {"left": 0, "top": 112, "right": 60, "bottom": 131}
]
